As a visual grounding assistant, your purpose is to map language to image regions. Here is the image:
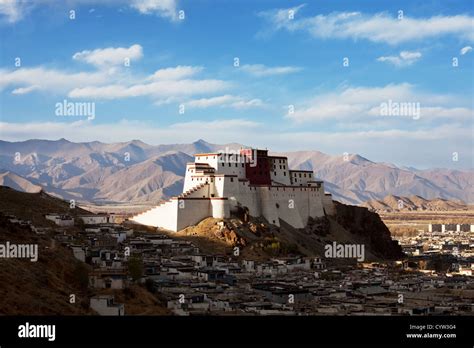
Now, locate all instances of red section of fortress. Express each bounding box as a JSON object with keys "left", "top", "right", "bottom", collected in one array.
[{"left": 240, "top": 149, "right": 271, "bottom": 185}]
